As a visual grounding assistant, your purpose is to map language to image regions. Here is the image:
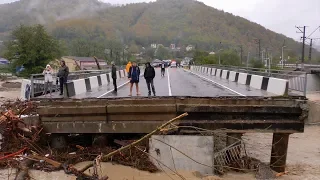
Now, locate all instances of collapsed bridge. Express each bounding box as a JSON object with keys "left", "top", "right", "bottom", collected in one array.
[{"left": 35, "top": 96, "right": 308, "bottom": 173}]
